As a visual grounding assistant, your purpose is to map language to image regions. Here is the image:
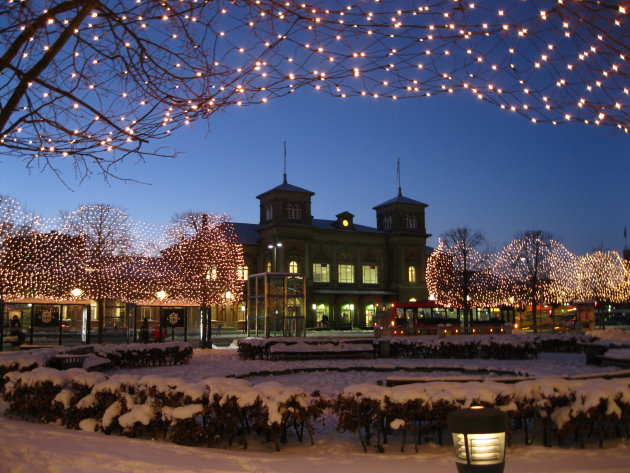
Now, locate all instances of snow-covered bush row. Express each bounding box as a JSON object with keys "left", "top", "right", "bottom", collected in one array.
[
  {"left": 237, "top": 334, "right": 598, "bottom": 360},
  {"left": 0, "top": 342, "right": 192, "bottom": 389},
  {"left": 335, "top": 377, "right": 630, "bottom": 452},
  {"left": 91, "top": 341, "right": 193, "bottom": 368},
  {"left": 3, "top": 366, "right": 628, "bottom": 452},
  {"left": 2, "top": 367, "right": 328, "bottom": 451}
]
